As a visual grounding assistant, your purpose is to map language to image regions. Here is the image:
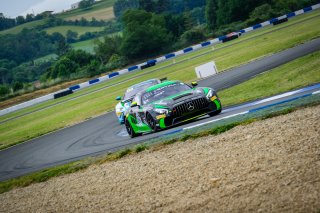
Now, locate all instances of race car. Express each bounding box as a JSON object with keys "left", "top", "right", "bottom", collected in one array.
[
  {"left": 115, "top": 79, "right": 164, "bottom": 124},
  {"left": 124, "top": 80, "right": 222, "bottom": 138}
]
